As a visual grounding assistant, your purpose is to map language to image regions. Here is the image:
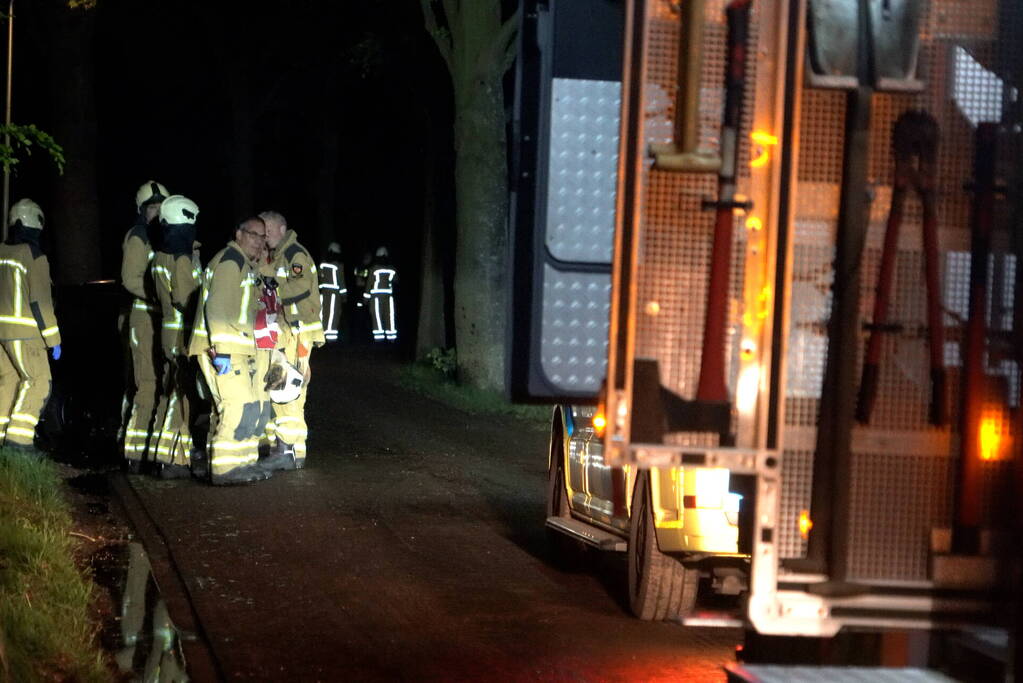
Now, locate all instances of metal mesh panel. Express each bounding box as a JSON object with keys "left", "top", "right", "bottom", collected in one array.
[
  {"left": 846, "top": 453, "right": 953, "bottom": 580},
  {"left": 777, "top": 0, "right": 1014, "bottom": 573},
  {"left": 635, "top": 0, "right": 755, "bottom": 430},
  {"left": 778, "top": 449, "right": 814, "bottom": 558}
]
